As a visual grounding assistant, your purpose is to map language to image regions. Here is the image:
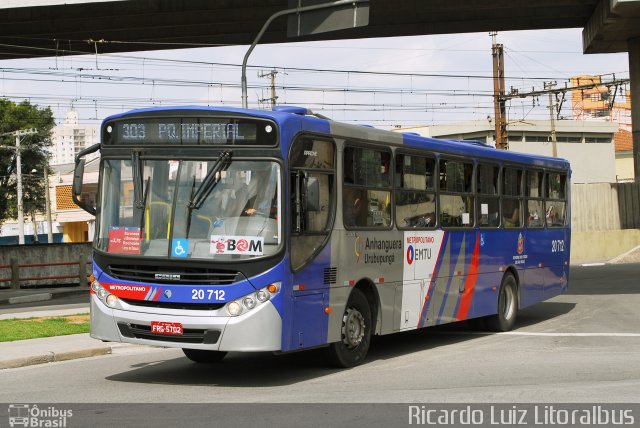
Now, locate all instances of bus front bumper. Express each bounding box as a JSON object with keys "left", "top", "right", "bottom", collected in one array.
[{"left": 89, "top": 294, "right": 282, "bottom": 352}]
